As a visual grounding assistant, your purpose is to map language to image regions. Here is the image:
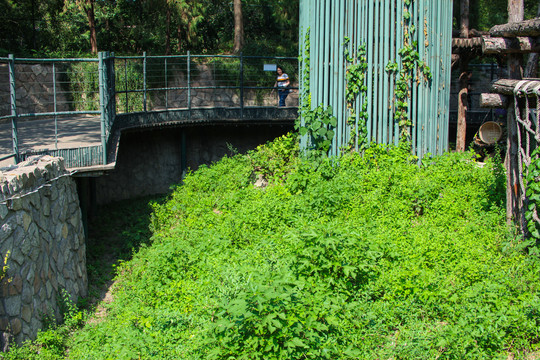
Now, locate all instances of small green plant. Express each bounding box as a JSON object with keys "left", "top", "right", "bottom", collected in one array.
[
  {"left": 0, "top": 251, "right": 10, "bottom": 281},
  {"left": 297, "top": 104, "right": 337, "bottom": 153},
  {"left": 248, "top": 132, "right": 299, "bottom": 184}
]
